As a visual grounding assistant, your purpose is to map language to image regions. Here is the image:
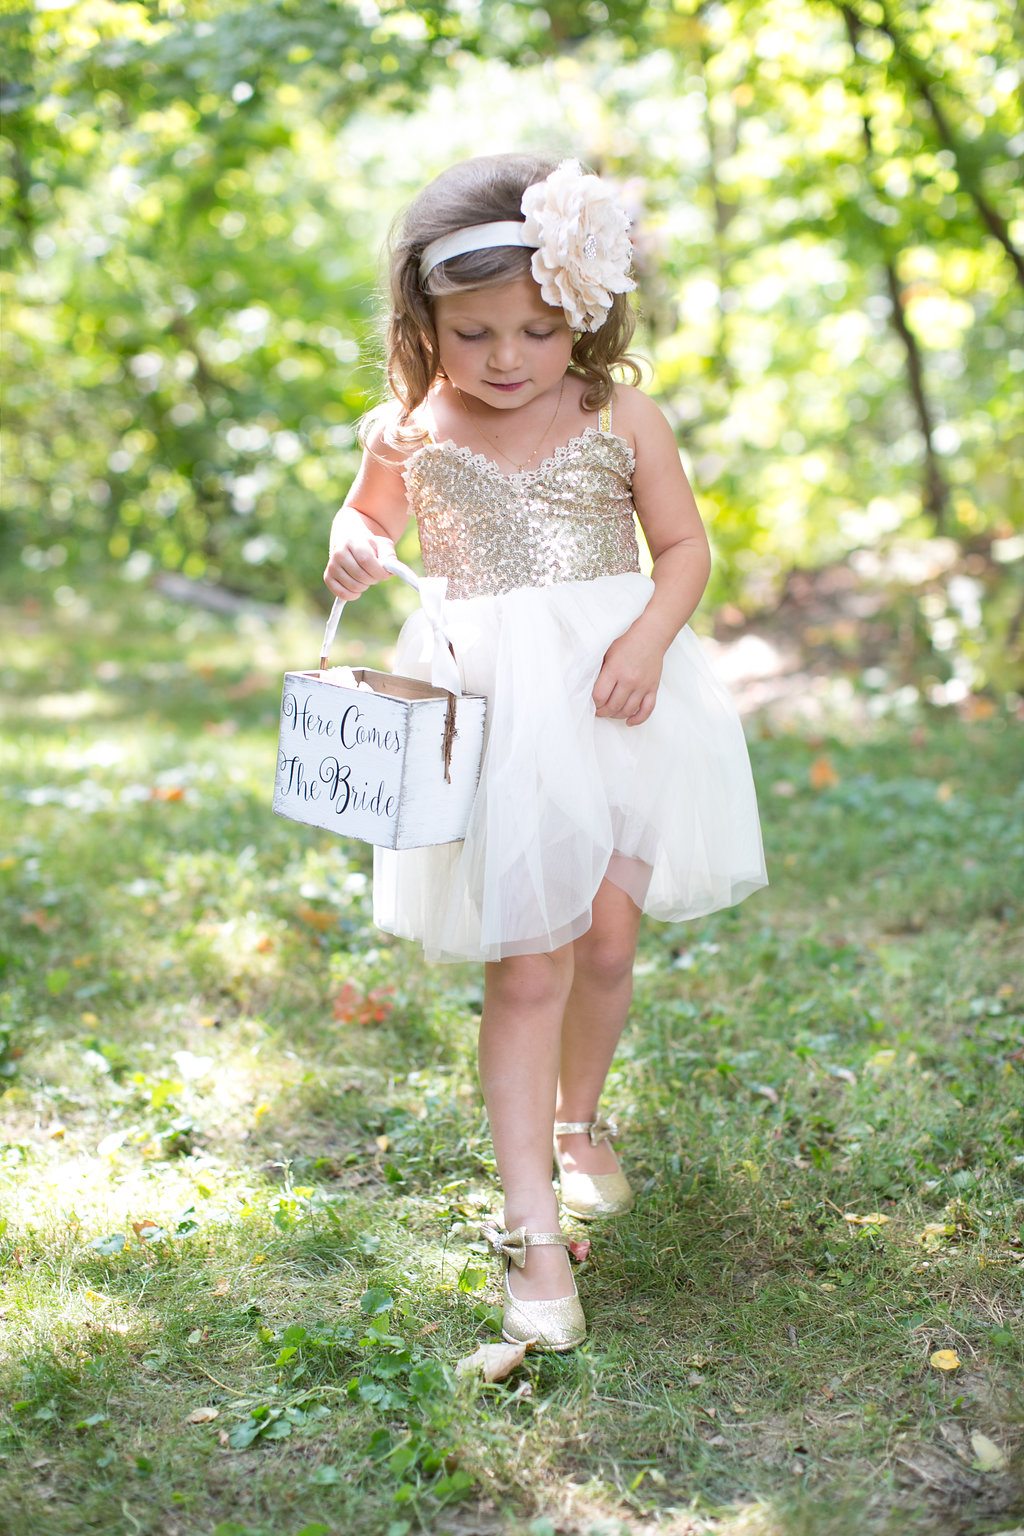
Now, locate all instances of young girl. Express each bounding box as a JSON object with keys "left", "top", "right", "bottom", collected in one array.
[{"left": 325, "top": 153, "right": 766, "bottom": 1351}]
